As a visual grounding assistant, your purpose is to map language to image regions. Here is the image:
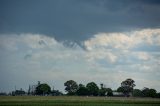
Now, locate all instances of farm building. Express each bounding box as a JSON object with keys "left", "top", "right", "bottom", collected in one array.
[{"left": 112, "top": 92, "right": 124, "bottom": 97}]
